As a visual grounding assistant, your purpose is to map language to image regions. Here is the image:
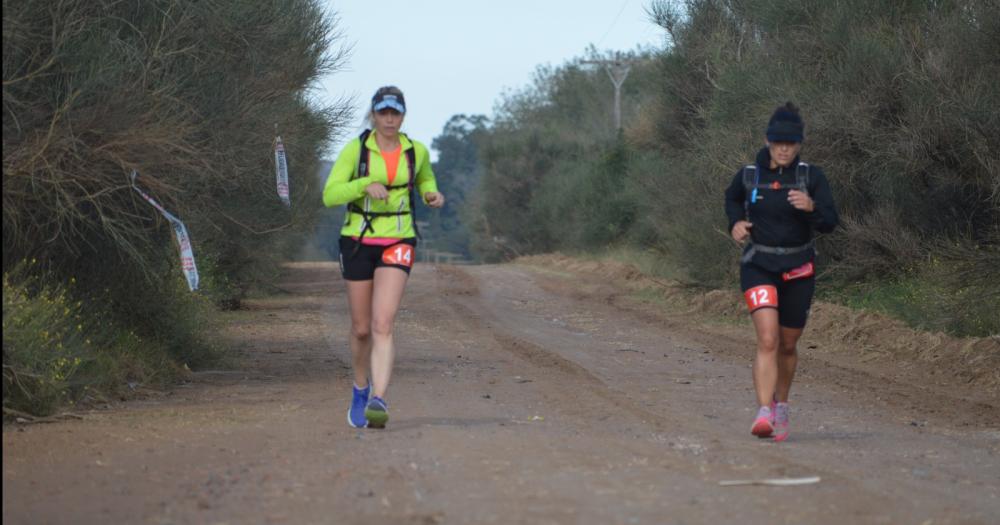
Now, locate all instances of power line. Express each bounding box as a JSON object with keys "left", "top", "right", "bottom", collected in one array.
[{"left": 596, "top": 0, "right": 631, "bottom": 47}]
